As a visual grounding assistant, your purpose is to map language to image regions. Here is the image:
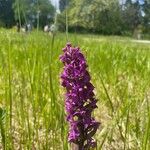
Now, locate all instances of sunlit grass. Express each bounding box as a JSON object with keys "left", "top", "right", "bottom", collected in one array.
[{"left": 0, "top": 29, "right": 150, "bottom": 149}]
